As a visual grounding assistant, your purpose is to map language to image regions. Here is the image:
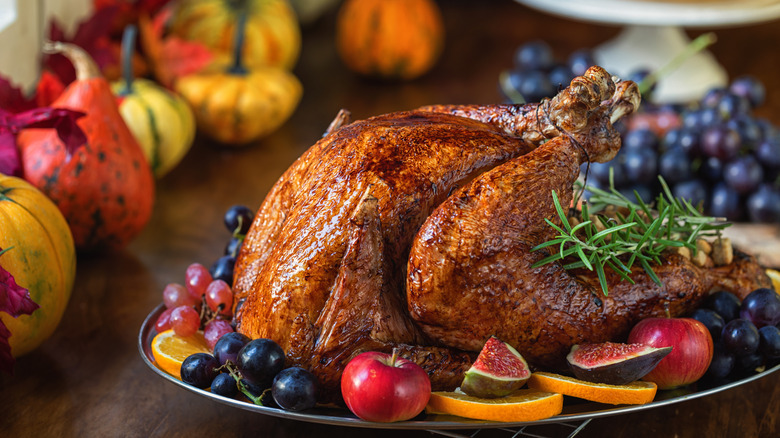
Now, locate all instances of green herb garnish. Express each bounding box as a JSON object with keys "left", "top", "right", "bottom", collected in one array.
[{"left": 531, "top": 176, "right": 730, "bottom": 296}]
